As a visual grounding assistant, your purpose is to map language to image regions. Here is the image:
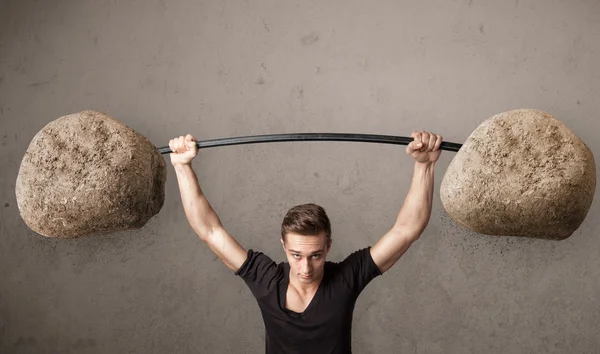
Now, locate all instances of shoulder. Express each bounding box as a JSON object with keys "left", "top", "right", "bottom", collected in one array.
[
  {"left": 235, "top": 249, "right": 286, "bottom": 283},
  {"left": 337, "top": 247, "right": 377, "bottom": 267},
  {"left": 324, "top": 247, "right": 381, "bottom": 292},
  {"left": 325, "top": 247, "right": 371, "bottom": 274}
]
